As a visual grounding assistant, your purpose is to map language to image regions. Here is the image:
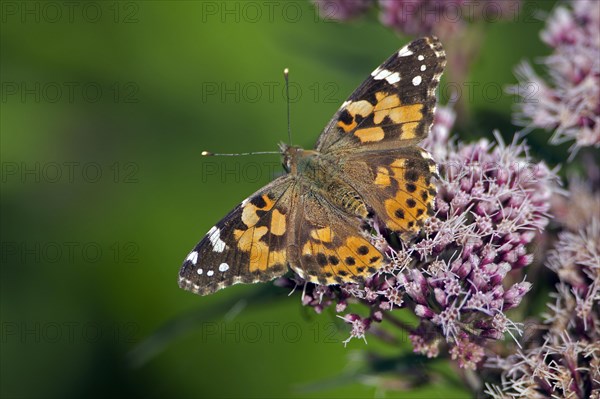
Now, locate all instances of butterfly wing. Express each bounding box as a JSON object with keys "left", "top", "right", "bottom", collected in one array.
[
  {"left": 315, "top": 36, "right": 446, "bottom": 154},
  {"left": 178, "top": 176, "right": 298, "bottom": 296},
  {"left": 287, "top": 188, "right": 386, "bottom": 285},
  {"left": 179, "top": 37, "right": 446, "bottom": 294},
  {"left": 313, "top": 36, "right": 445, "bottom": 236},
  {"left": 340, "top": 147, "right": 438, "bottom": 234}
]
